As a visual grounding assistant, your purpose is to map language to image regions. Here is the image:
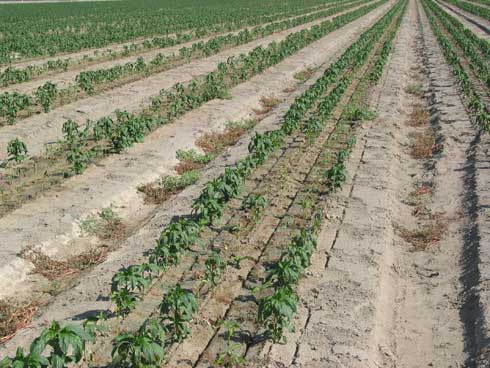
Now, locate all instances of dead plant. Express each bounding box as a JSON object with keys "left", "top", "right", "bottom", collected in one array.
[
  {"left": 0, "top": 299, "right": 40, "bottom": 343},
  {"left": 408, "top": 104, "right": 429, "bottom": 127},
  {"left": 395, "top": 221, "right": 447, "bottom": 251},
  {"left": 410, "top": 129, "right": 436, "bottom": 159},
  {"left": 253, "top": 96, "right": 280, "bottom": 115}
]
